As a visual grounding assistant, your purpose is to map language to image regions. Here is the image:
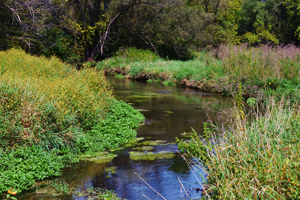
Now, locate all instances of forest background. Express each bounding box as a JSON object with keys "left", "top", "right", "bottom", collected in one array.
[{"left": 1, "top": 0, "right": 300, "bottom": 64}]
